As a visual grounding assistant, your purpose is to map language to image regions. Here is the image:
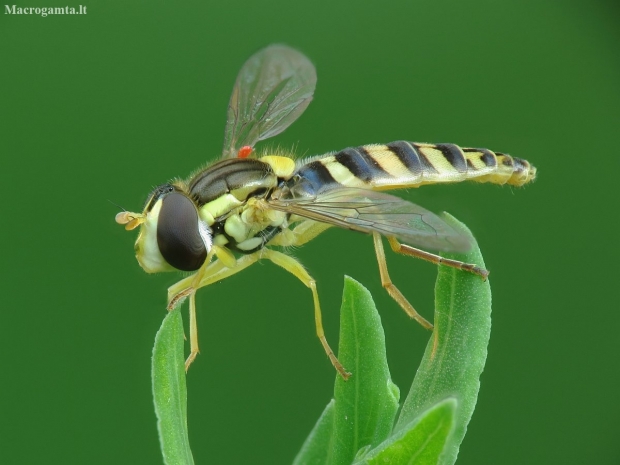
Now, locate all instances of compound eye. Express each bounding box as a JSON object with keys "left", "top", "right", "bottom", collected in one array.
[{"left": 157, "top": 192, "right": 209, "bottom": 271}]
